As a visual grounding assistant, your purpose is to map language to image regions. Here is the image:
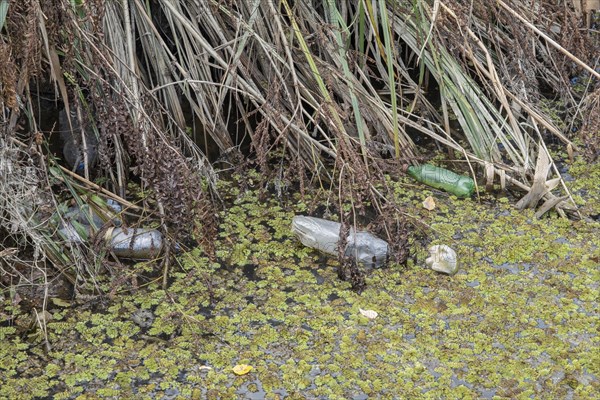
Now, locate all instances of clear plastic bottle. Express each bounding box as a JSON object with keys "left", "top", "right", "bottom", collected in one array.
[
  {"left": 291, "top": 216, "right": 388, "bottom": 268},
  {"left": 109, "top": 227, "right": 163, "bottom": 259},
  {"left": 56, "top": 200, "right": 164, "bottom": 259}
]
